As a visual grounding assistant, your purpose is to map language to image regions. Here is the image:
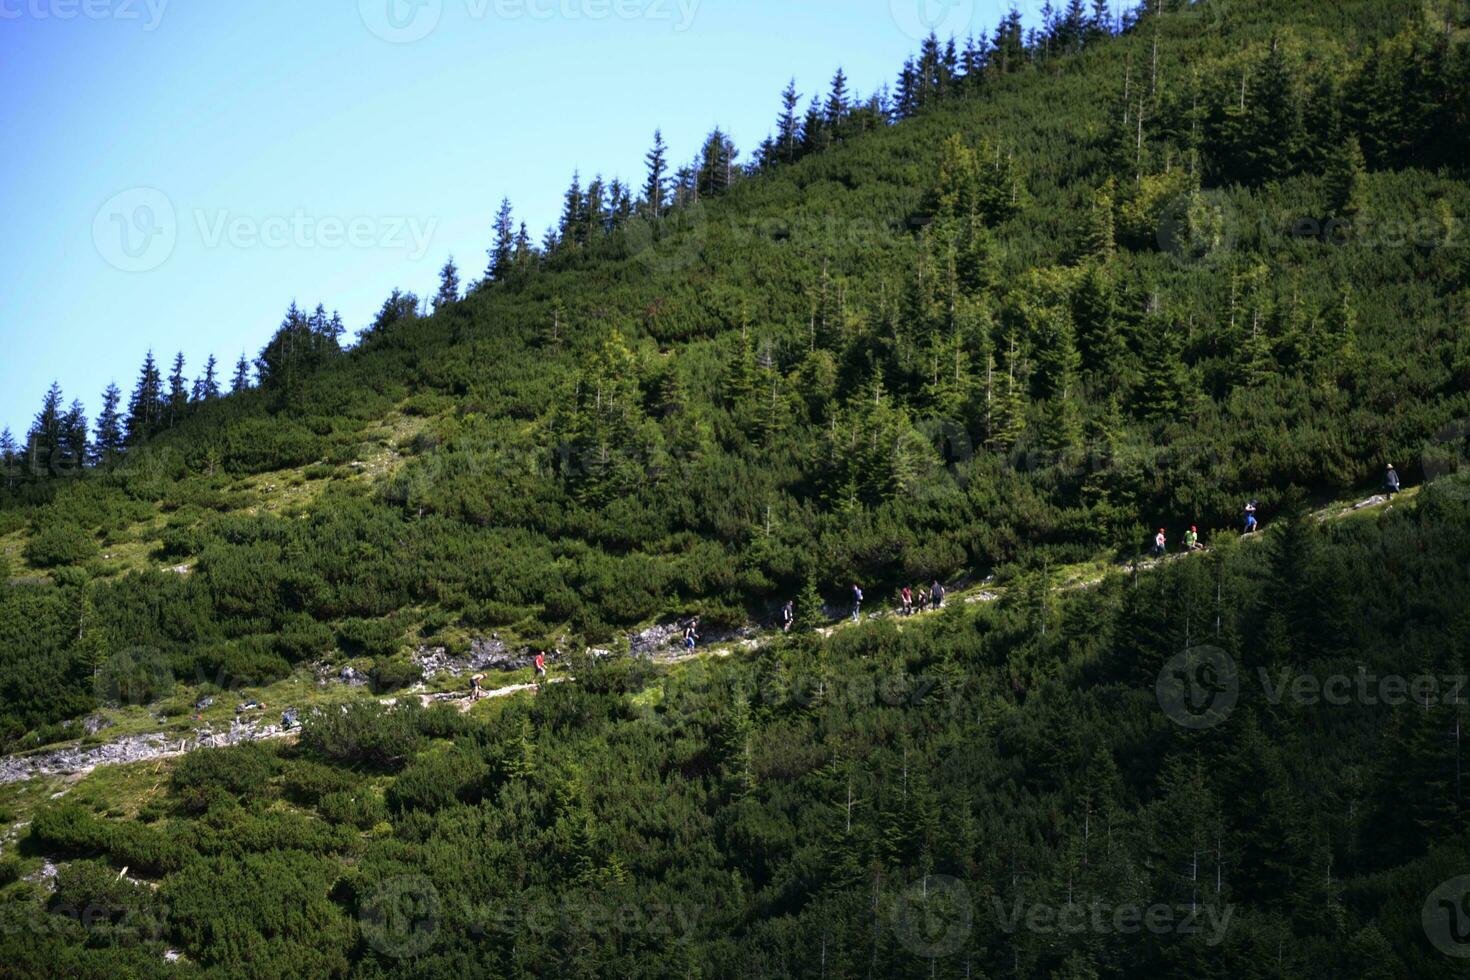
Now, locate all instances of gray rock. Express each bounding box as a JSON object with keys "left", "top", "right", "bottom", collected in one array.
[
  {"left": 339, "top": 666, "right": 370, "bottom": 687},
  {"left": 81, "top": 714, "right": 112, "bottom": 736},
  {"left": 413, "top": 638, "right": 538, "bottom": 679}
]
